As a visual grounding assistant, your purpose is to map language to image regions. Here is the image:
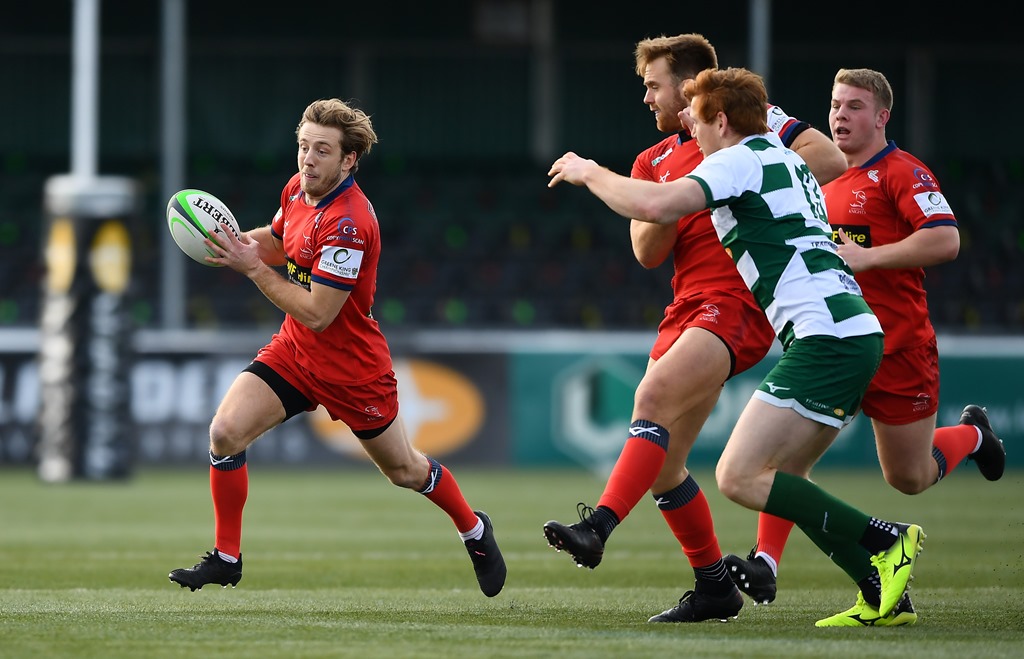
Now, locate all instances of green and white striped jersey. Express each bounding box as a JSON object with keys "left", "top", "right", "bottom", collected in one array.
[{"left": 686, "top": 133, "right": 882, "bottom": 348}]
